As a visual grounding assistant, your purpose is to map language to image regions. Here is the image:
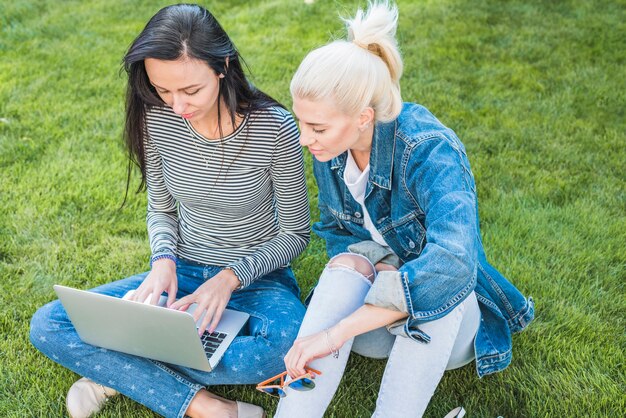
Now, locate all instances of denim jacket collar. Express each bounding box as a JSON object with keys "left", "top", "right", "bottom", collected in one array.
[
  {"left": 370, "top": 120, "right": 396, "bottom": 190},
  {"left": 330, "top": 120, "right": 397, "bottom": 191}
]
